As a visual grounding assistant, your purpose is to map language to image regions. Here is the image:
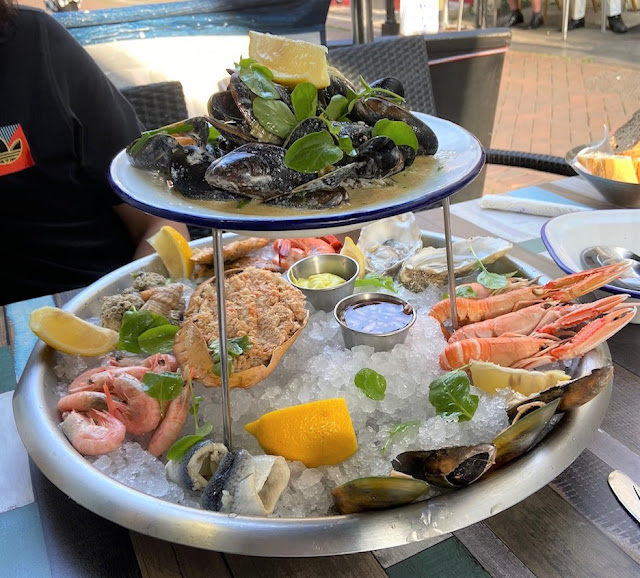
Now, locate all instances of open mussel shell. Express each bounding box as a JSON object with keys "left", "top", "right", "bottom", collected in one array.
[
  {"left": 506, "top": 365, "right": 613, "bottom": 420},
  {"left": 331, "top": 476, "right": 430, "bottom": 515},
  {"left": 391, "top": 444, "right": 497, "bottom": 488},
  {"left": 493, "top": 398, "right": 561, "bottom": 467}
]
